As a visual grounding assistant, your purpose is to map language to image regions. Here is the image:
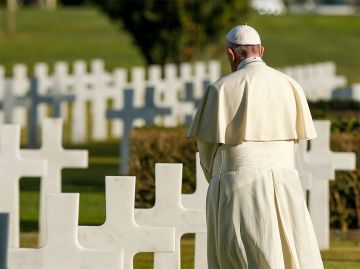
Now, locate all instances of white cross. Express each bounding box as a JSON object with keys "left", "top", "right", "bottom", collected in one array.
[
  {"left": 34, "top": 63, "right": 53, "bottom": 125},
  {"left": 90, "top": 59, "right": 112, "bottom": 141},
  {"left": 130, "top": 66, "right": 146, "bottom": 127},
  {"left": 0, "top": 125, "right": 45, "bottom": 247},
  {"left": 53, "top": 61, "right": 73, "bottom": 122},
  {"left": 182, "top": 153, "right": 209, "bottom": 269},
  {"left": 21, "top": 118, "right": 88, "bottom": 246},
  {"left": 110, "top": 68, "right": 127, "bottom": 138},
  {"left": 135, "top": 163, "right": 206, "bottom": 269},
  {"left": 300, "top": 120, "right": 356, "bottom": 249},
  {"left": 150, "top": 64, "right": 195, "bottom": 127},
  {"left": 9, "top": 193, "right": 124, "bottom": 269},
  {"left": 79, "top": 176, "right": 175, "bottom": 269},
  {"left": 11, "top": 64, "right": 29, "bottom": 127},
  {"left": 71, "top": 60, "right": 89, "bottom": 143}
]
